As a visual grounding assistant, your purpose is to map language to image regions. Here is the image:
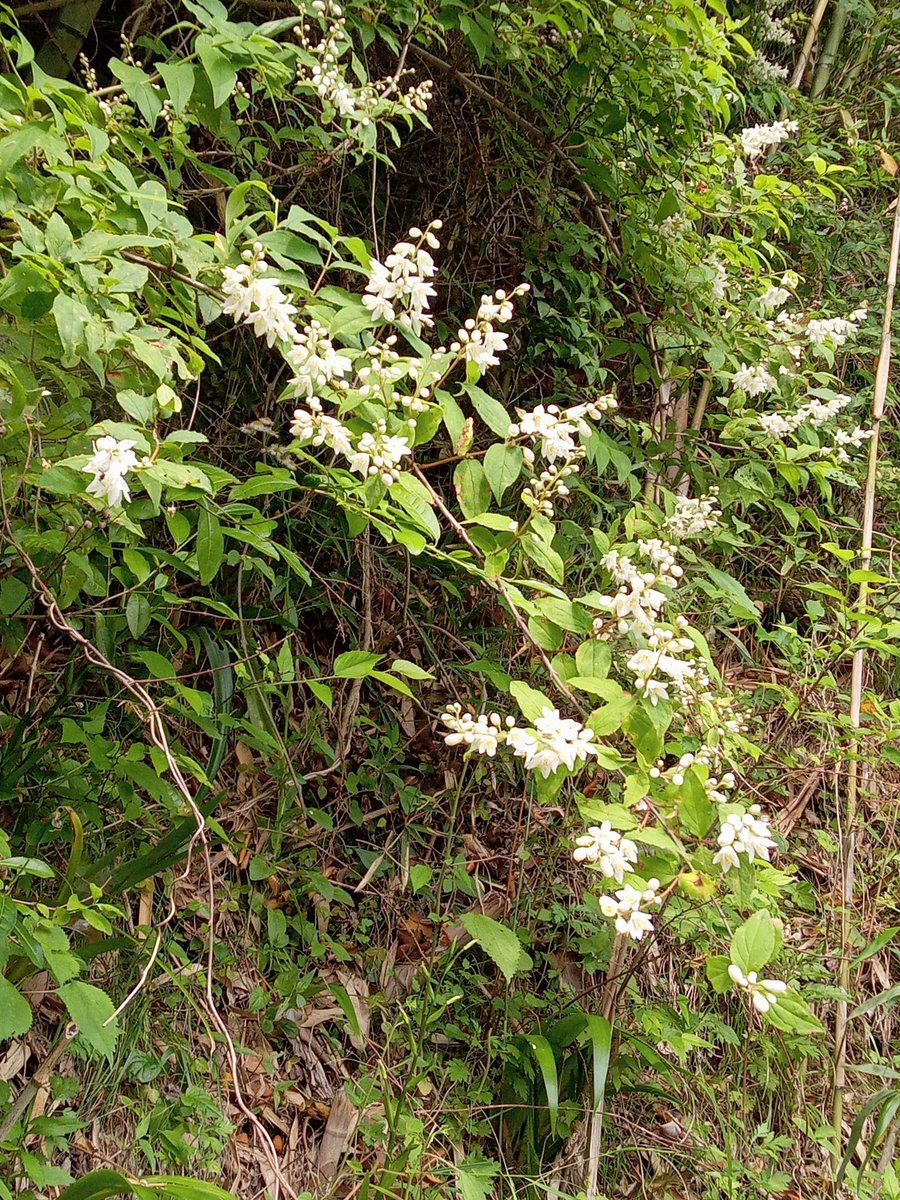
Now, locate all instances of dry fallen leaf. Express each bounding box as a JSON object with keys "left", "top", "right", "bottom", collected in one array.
[{"left": 879, "top": 147, "right": 899, "bottom": 177}]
